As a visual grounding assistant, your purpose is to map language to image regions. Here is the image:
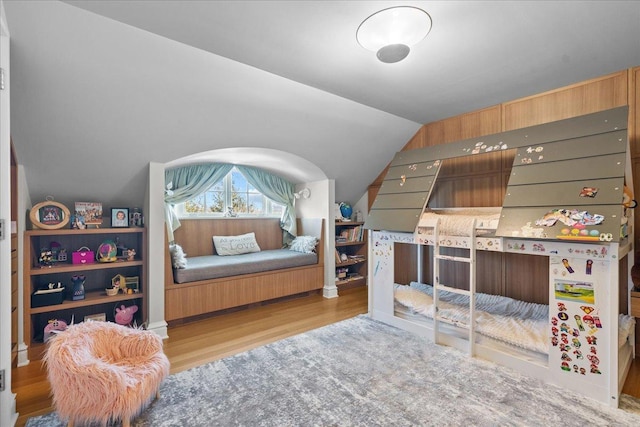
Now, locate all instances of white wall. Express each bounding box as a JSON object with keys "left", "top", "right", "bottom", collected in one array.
[
  {"left": 16, "top": 164, "right": 30, "bottom": 367},
  {"left": 0, "top": 0, "right": 18, "bottom": 424},
  {"left": 295, "top": 179, "right": 337, "bottom": 298},
  {"left": 146, "top": 162, "right": 168, "bottom": 339}
]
